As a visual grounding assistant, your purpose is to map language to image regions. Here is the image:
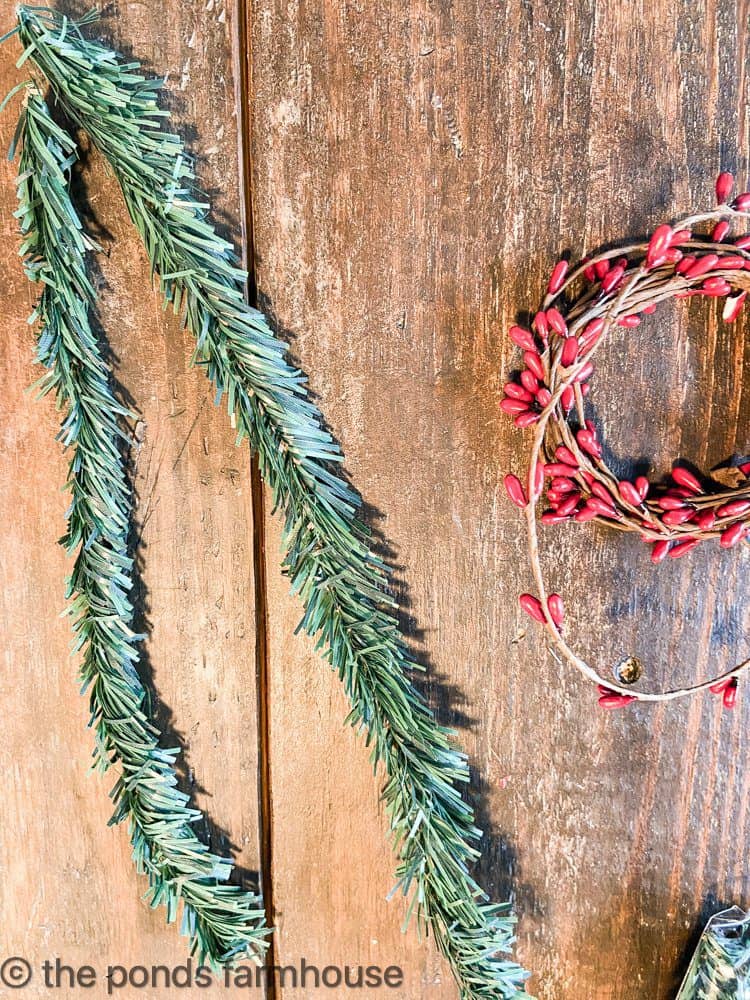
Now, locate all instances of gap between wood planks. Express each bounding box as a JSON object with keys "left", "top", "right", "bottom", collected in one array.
[{"left": 235, "top": 3, "right": 277, "bottom": 996}]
